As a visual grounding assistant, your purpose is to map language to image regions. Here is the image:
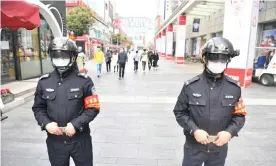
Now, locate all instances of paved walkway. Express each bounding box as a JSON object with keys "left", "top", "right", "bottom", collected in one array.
[{"left": 1, "top": 58, "right": 276, "bottom": 166}]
